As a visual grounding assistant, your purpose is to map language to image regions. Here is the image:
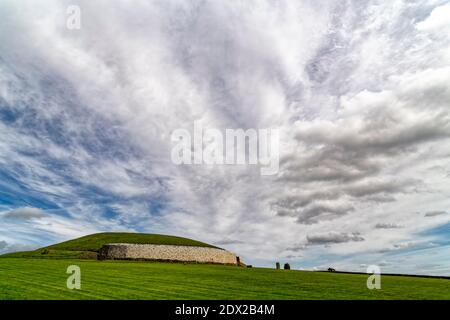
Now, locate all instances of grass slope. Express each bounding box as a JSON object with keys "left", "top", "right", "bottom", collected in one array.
[
  {"left": 0, "top": 232, "right": 217, "bottom": 259},
  {"left": 0, "top": 258, "right": 449, "bottom": 300},
  {"left": 45, "top": 232, "right": 217, "bottom": 251},
  {"left": 0, "top": 250, "right": 91, "bottom": 259}
]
